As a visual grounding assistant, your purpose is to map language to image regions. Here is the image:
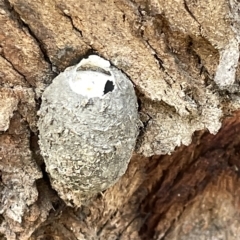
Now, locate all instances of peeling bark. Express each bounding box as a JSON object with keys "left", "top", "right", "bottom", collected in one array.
[{"left": 1, "top": 0, "right": 240, "bottom": 239}]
